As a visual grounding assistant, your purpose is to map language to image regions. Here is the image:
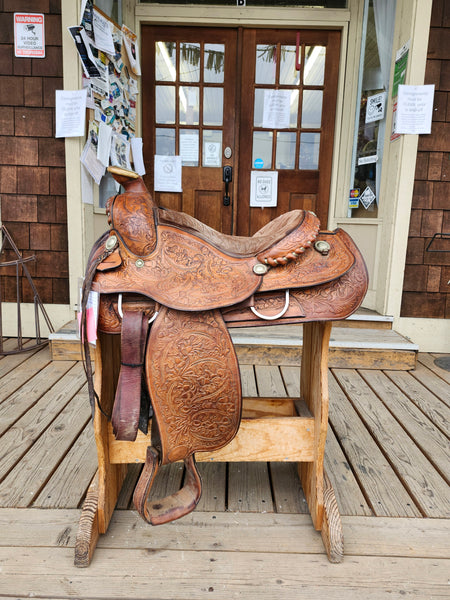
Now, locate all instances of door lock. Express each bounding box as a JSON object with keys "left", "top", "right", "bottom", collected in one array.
[{"left": 223, "top": 165, "right": 232, "bottom": 206}]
